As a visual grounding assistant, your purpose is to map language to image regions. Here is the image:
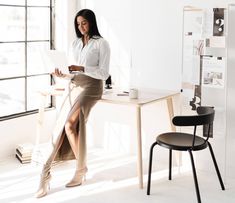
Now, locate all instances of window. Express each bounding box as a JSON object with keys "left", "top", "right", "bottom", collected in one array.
[{"left": 0, "top": 0, "right": 55, "bottom": 120}]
